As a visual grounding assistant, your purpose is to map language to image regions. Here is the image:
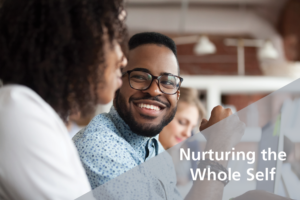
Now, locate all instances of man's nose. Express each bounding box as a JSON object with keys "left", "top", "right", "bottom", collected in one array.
[{"left": 143, "top": 79, "right": 163, "bottom": 96}]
